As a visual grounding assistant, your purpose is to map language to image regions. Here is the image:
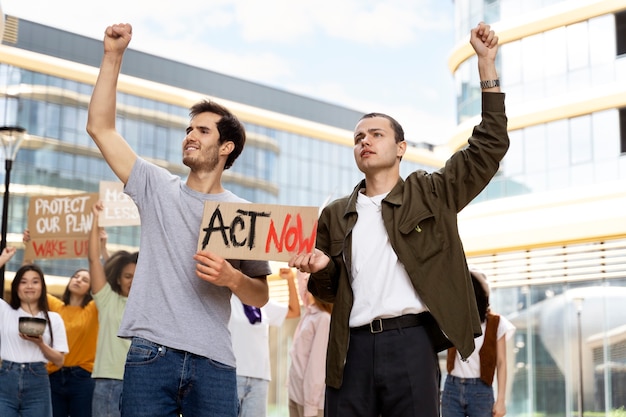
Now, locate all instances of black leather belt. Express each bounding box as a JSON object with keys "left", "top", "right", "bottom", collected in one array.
[{"left": 351, "top": 312, "right": 429, "bottom": 334}]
